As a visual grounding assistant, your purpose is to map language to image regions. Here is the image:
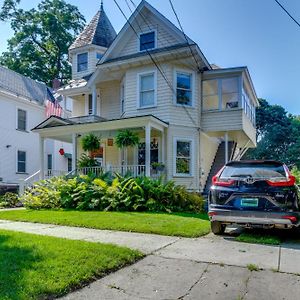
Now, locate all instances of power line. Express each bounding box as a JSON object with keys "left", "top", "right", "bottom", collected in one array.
[
  {"left": 274, "top": 0, "right": 300, "bottom": 28},
  {"left": 113, "top": 0, "right": 199, "bottom": 128},
  {"left": 168, "top": 0, "right": 202, "bottom": 72}
]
